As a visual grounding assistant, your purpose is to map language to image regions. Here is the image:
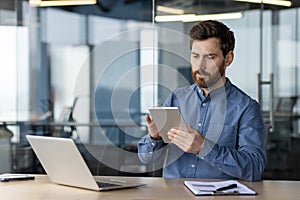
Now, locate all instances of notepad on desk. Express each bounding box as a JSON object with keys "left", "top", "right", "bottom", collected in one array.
[{"left": 184, "top": 180, "right": 256, "bottom": 196}]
